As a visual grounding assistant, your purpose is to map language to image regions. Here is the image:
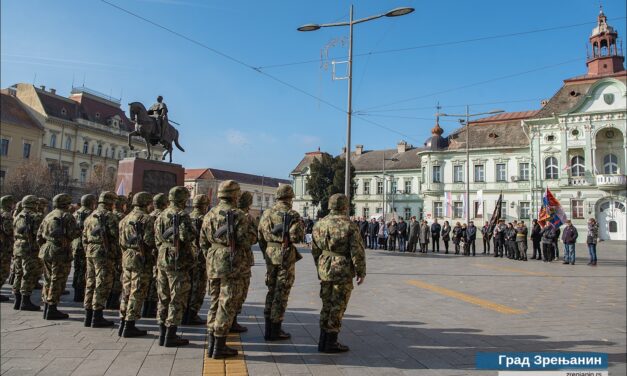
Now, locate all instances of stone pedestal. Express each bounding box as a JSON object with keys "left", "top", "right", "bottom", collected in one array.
[{"left": 115, "top": 158, "right": 184, "bottom": 195}]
